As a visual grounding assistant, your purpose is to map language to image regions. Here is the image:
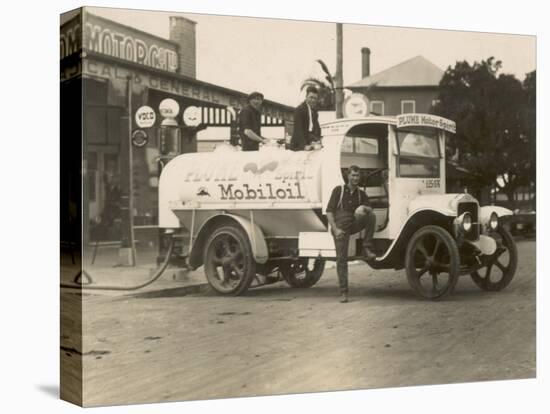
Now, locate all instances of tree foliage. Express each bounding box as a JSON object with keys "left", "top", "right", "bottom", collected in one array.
[
  {"left": 300, "top": 59, "right": 335, "bottom": 111},
  {"left": 522, "top": 70, "right": 536, "bottom": 196},
  {"left": 433, "top": 58, "right": 535, "bottom": 206}
]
